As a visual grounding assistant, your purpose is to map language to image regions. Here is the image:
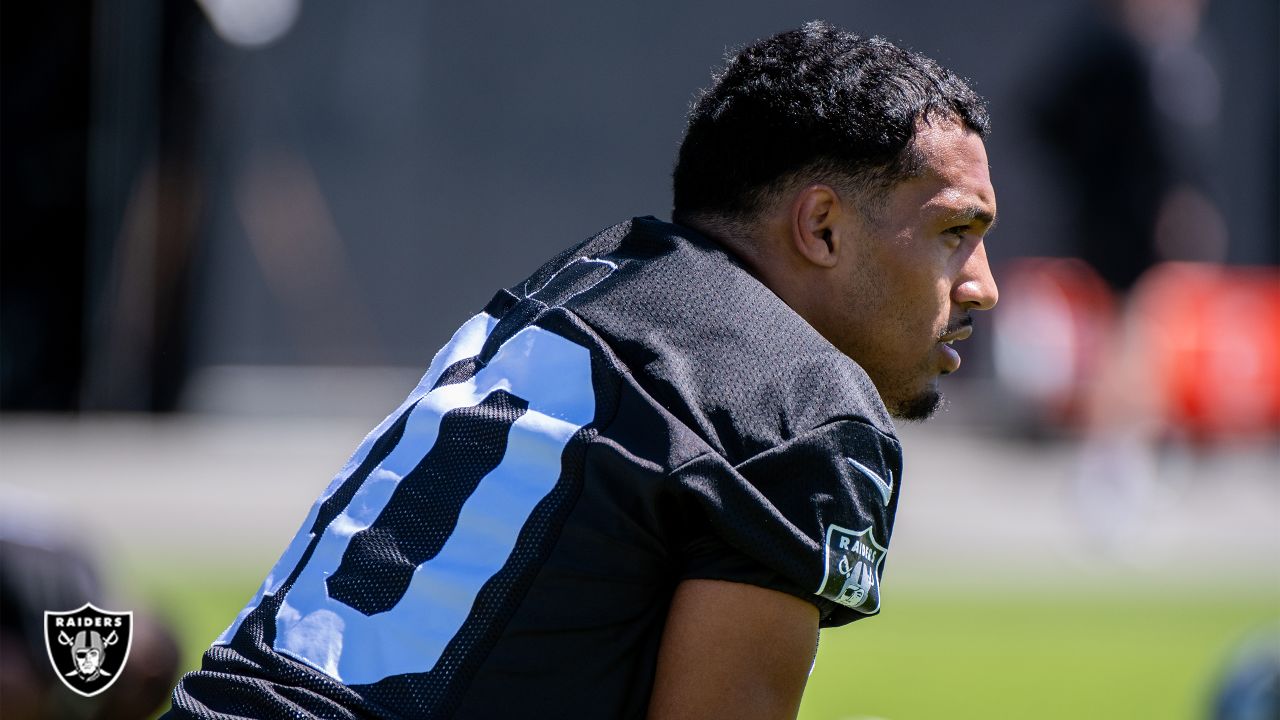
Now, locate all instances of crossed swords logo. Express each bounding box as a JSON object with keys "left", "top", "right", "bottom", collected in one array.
[{"left": 43, "top": 604, "right": 133, "bottom": 697}]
